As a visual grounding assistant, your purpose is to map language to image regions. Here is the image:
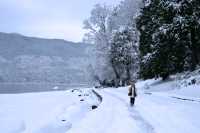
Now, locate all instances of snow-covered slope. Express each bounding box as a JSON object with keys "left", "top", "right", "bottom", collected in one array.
[{"left": 0, "top": 32, "right": 95, "bottom": 85}]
